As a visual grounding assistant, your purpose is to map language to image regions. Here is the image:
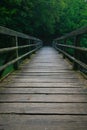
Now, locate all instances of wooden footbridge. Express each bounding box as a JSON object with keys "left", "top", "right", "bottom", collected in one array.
[{"left": 0, "top": 26, "right": 87, "bottom": 130}]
